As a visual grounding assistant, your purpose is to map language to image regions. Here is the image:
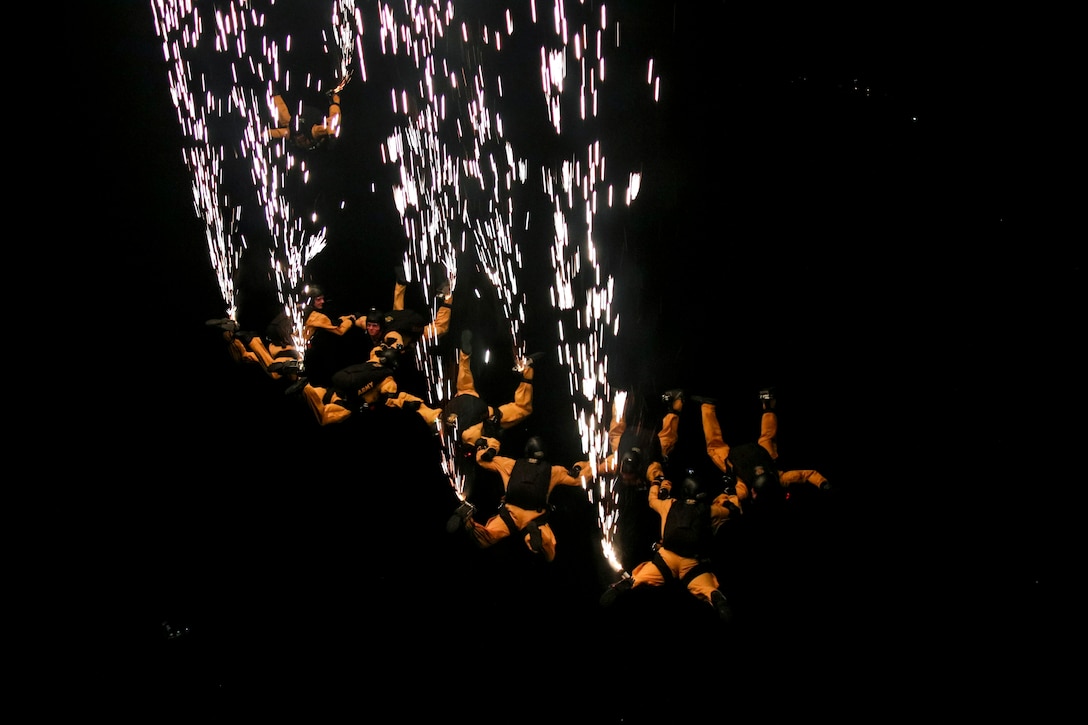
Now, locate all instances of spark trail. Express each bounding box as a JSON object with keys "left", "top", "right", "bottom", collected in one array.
[
  {"left": 375, "top": 1, "right": 534, "bottom": 499},
  {"left": 152, "top": 0, "right": 362, "bottom": 350},
  {"left": 530, "top": 1, "right": 658, "bottom": 572},
  {"left": 154, "top": 2, "right": 666, "bottom": 565},
  {"left": 151, "top": 0, "right": 244, "bottom": 321}
]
